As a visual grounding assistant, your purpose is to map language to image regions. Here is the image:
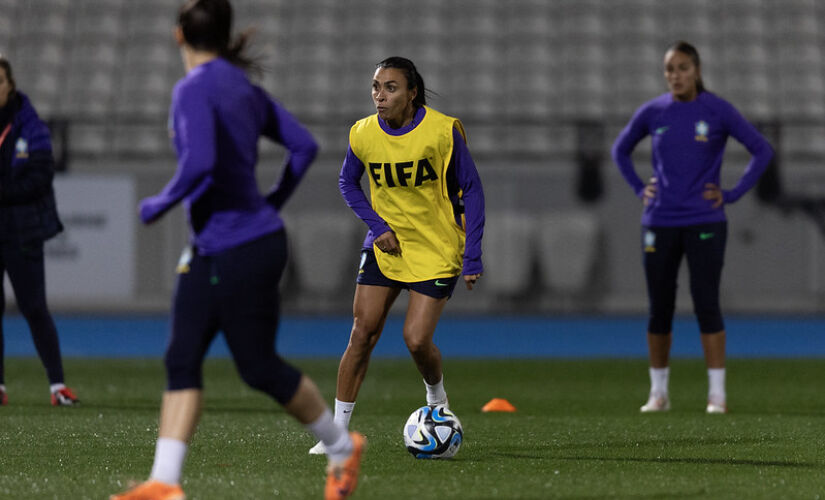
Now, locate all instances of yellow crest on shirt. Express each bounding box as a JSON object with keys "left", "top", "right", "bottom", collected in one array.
[{"left": 349, "top": 106, "right": 466, "bottom": 282}]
